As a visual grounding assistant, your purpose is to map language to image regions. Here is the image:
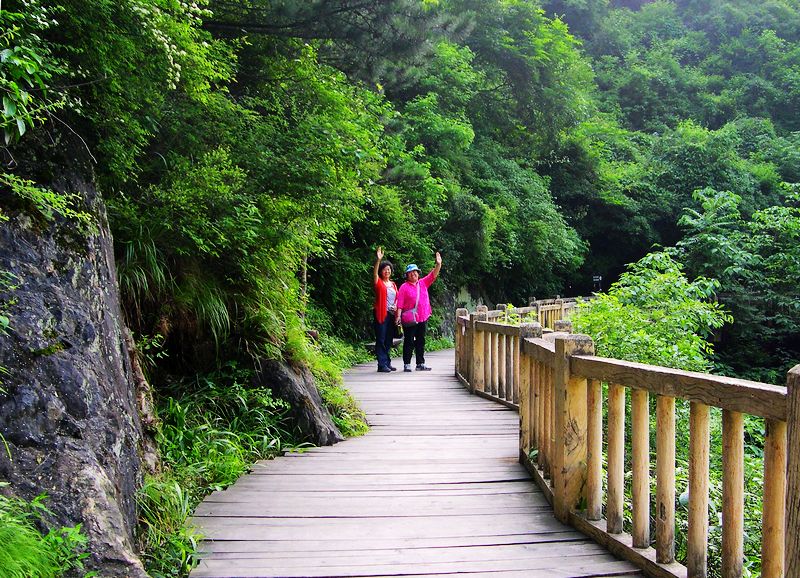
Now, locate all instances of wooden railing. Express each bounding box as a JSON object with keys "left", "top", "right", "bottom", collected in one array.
[{"left": 454, "top": 305, "right": 800, "bottom": 578}]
